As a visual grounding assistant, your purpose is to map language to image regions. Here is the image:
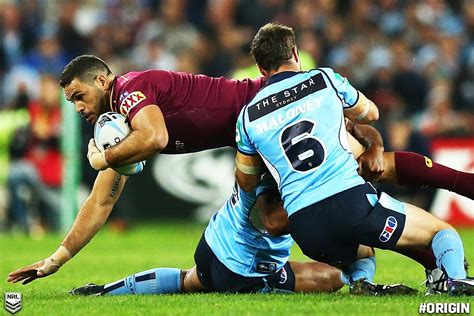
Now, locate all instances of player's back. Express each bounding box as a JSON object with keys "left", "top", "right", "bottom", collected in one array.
[
  {"left": 237, "top": 69, "right": 365, "bottom": 216},
  {"left": 204, "top": 180, "right": 293, "bottom": 277},
  {"left": 111, "top": 70, "right": 265, "bottom": 154}
]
